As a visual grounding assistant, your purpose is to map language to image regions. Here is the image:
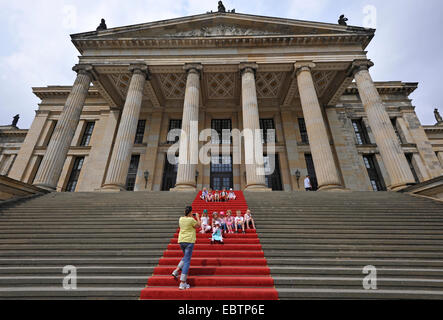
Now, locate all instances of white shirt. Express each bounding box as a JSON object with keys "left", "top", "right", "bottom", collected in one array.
[
  {"left": 304, "top": 178, "right": 312, "bottom": 189},
  {"left": 235, "top": 216, "right": 244, "bottom": 224},
  {"left": 201, "top": 216, "right": 209, "bottom": 226}
]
